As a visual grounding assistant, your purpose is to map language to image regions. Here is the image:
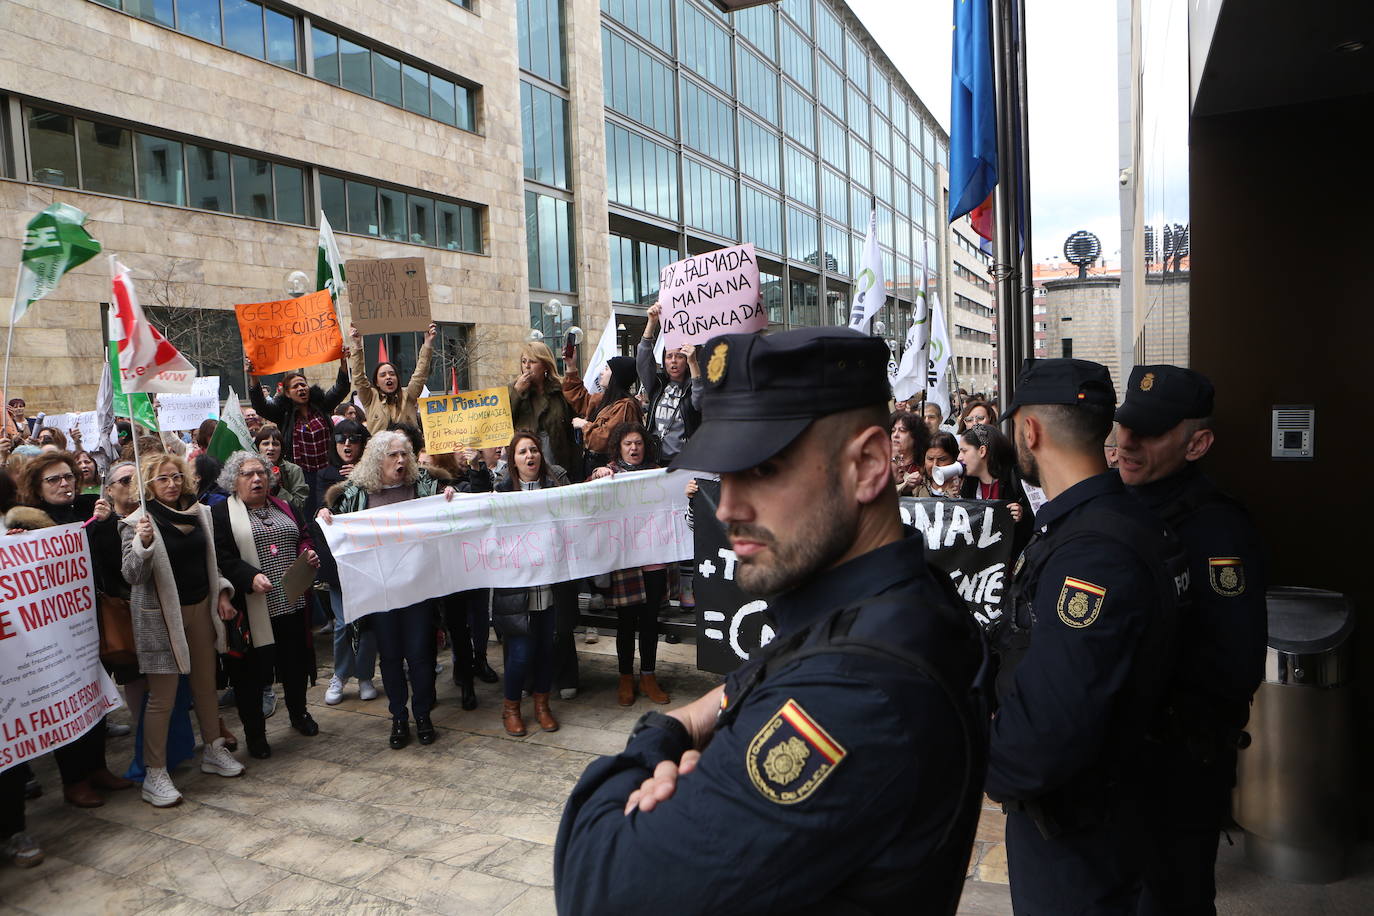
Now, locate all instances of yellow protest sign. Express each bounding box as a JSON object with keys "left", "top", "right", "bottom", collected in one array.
[{"left": 419, "top": 388, "right": 514, "bottom": 453}]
